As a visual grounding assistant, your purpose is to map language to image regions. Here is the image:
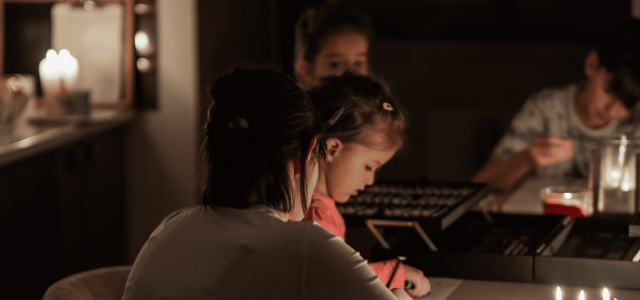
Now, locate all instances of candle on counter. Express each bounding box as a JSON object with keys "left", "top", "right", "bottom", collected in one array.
[
  {"left": 579, "top": 290, "right": 585, "bottom": 300},
  {"left": 603, "top": 288, "right": 610, "bottom": 300},
  {"left": 602, "top": 135, "right": 629, "bottom": 189},
  {"left": 596, "top": 135, "right": 639, "bottom": 214},
  {"left": 556, "top": 286, "right": 562, "bottom": 300},
  {"left": 618, "top": 136, "right": 632, "bottom": 192},
  {"left": 39, "top": 49, "right": 61, "bottom": 93},
  {"left": 39, "top": 49, "right": 79, "bottom": 93},
  {"left": 38, "top": 49, "right": 80, "bottom": 115},
  {"left": 57, "top": 49, "right": 79, "bottom": 90}
]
